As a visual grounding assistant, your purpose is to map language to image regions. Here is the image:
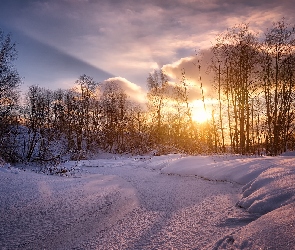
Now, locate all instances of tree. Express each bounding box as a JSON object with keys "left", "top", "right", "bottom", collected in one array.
[
  {"left": 147, "top": 69, "right": 169, "bottom": 144},
  {"left": 123, "top": 102, "right": 151, "bottom": 154},
  {"left": 0, "top": 30, "right": 21, "bottom": 161},
  {"left": 24, "top": 85, "right": 55, "bottom": 161},
  {"left": 170, "top": 69, "right": 202, "bottom": 153},
  {"left": 260, "top": 20, "right": 295, "bottom": 155},
  {"left": 99, "top": 81, "right": 128, "bottom": 152},
  {"left": 212, "top": 24, "right": 260, "bottom": 154},
  {"left": 74, "top": 74, "right": 99, "bottom": 150}
]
